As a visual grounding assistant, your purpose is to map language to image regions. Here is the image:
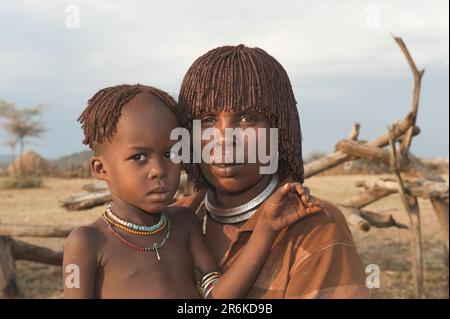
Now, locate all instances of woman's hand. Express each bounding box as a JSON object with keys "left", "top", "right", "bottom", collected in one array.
[{"left": 256, "top": 182, "right": 323, "bottom": 233}]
